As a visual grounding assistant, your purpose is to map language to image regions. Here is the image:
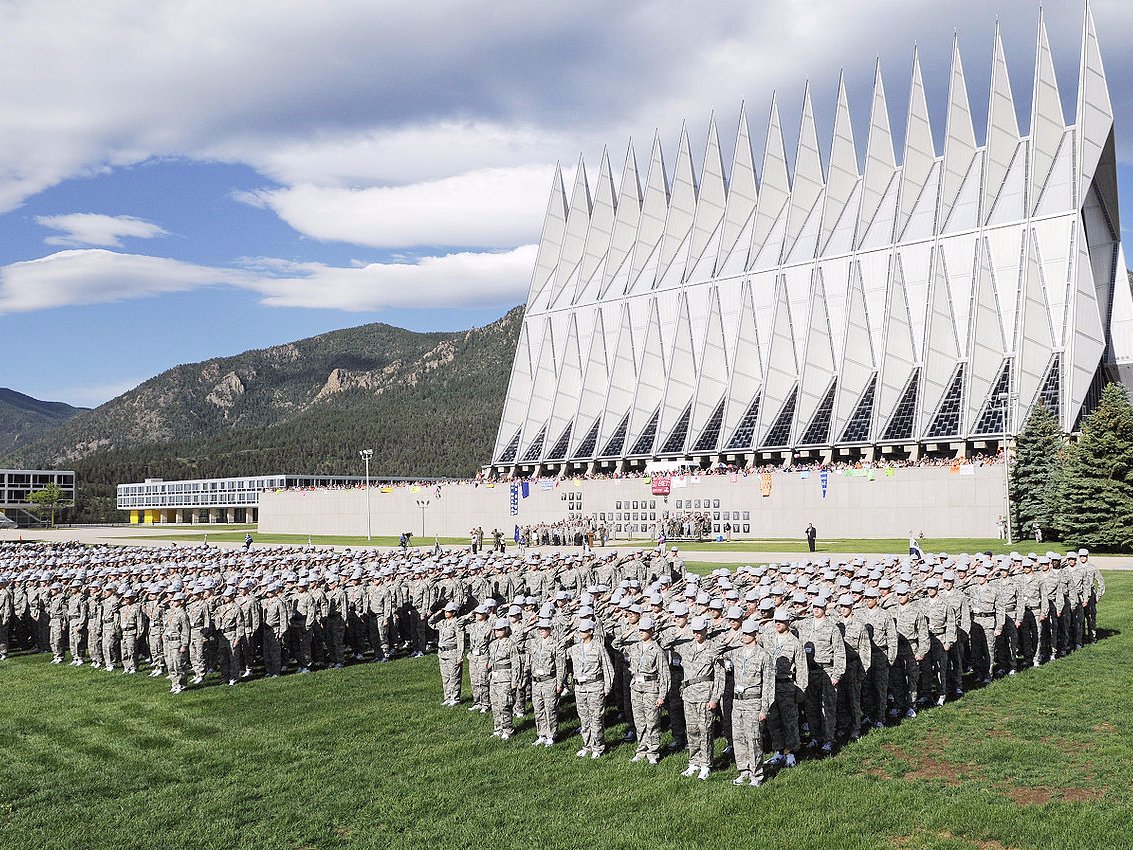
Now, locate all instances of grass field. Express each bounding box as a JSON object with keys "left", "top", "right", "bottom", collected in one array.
[
  {"left": 2, "top": 576, "right": 1130, "bottom": 850},
  {"left": 143, "top": 530, "right": 1068, "bottom": 556}
]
